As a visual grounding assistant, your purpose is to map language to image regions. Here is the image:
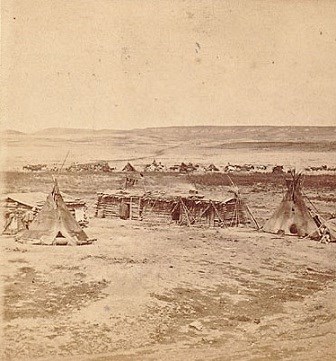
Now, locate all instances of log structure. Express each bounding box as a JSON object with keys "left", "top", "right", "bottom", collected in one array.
[{"left": 95, "top": 189, "right": 258, "bottom": 229}]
